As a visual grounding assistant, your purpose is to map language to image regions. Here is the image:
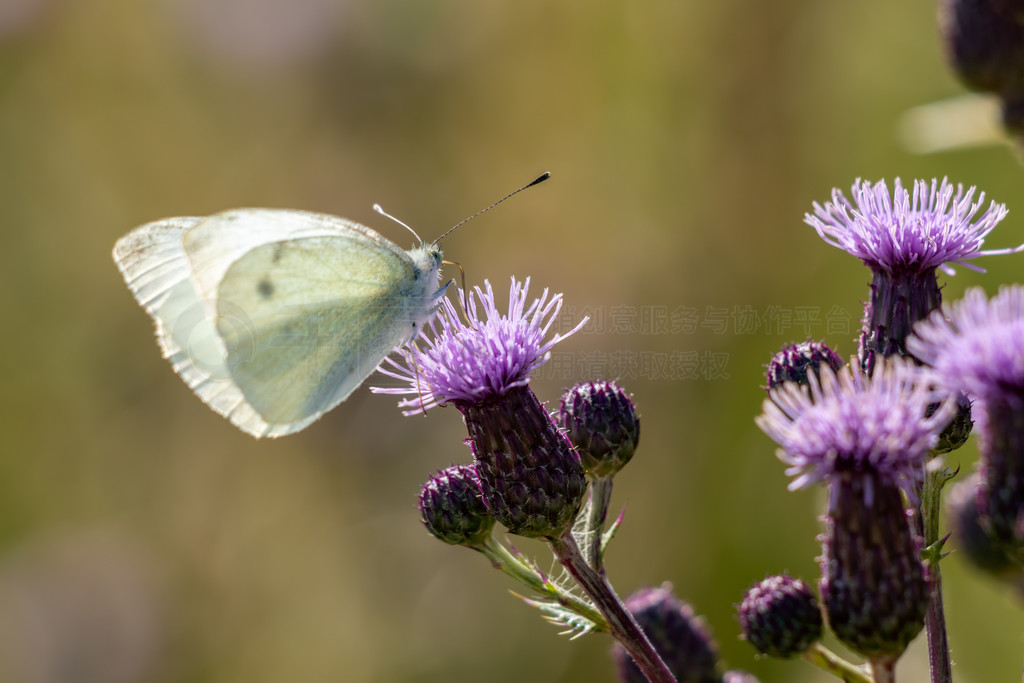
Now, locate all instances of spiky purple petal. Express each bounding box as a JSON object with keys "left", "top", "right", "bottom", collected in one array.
[
  {"left": 757, "top": 359, "right": 954, "bottom": 502},
  {"left": 373, "top": 277, "right": 587, "bottom": 414},
  {"left": 805, "top": 178, "right": 1014, "bottom": 276}
]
